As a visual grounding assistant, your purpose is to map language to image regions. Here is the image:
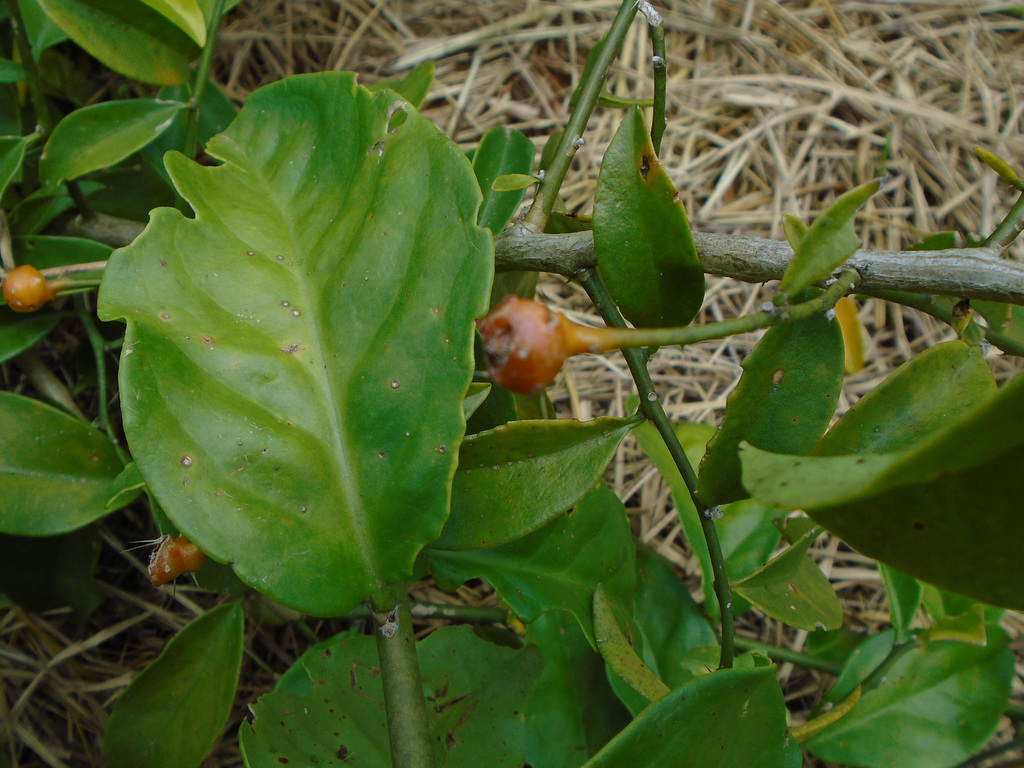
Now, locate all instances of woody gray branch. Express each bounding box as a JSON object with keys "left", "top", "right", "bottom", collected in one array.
[
  {"left": 495, "top": 225, "right": 1024, "bottom": 305},
  {"left": 63, "top": 212, "right": 1024, "bottom": 305}
]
